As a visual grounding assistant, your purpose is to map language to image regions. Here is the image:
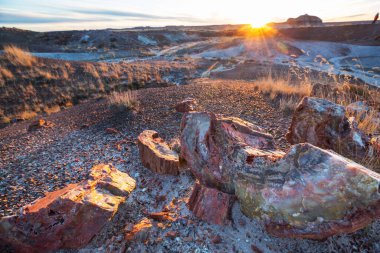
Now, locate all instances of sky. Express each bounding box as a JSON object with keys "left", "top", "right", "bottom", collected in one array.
[{"left": 0, "top": 0, "right": 379, "bottom": 31}]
